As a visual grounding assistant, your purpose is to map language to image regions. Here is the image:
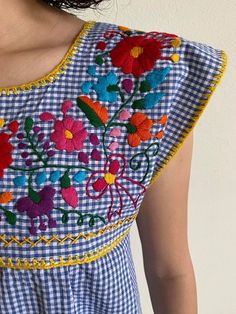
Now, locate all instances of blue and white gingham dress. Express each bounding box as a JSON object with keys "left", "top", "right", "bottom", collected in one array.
[{"left": 0, "top": 20, "right": 227, "bottom": 313}]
